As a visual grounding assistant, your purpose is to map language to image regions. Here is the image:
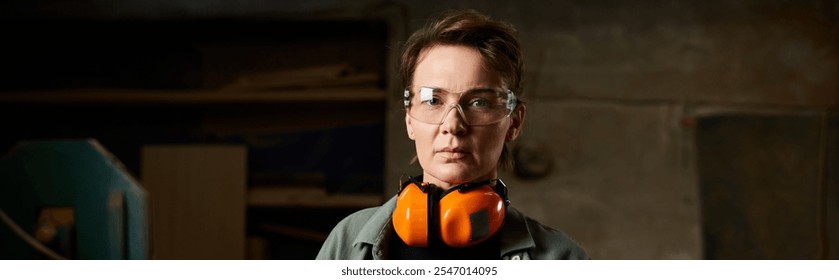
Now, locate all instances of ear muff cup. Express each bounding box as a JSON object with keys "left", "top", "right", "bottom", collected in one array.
[
  {"left": 392, "top": 182, "right": 506, "bottom": 248},
  {"left": 392, "top": 183, "right": 429, "bottom": 247},
  {"left": 439, "top": 185, "right": 505, "bottom": 247}
]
